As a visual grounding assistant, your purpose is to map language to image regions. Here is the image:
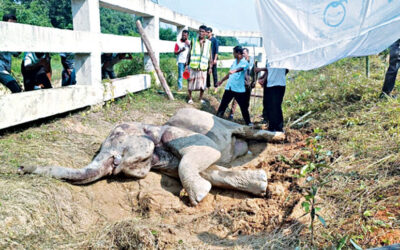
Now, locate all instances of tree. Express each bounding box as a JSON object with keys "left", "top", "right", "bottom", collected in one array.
[
  {"left": 100, "top": 7, "right": 139, "bottom": 36},
  {"left": 159, "top": 27, "right": 177, "bottom": 41},
  {"left": 217, "top": 36, "right": 240, "bottom": 46}
]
